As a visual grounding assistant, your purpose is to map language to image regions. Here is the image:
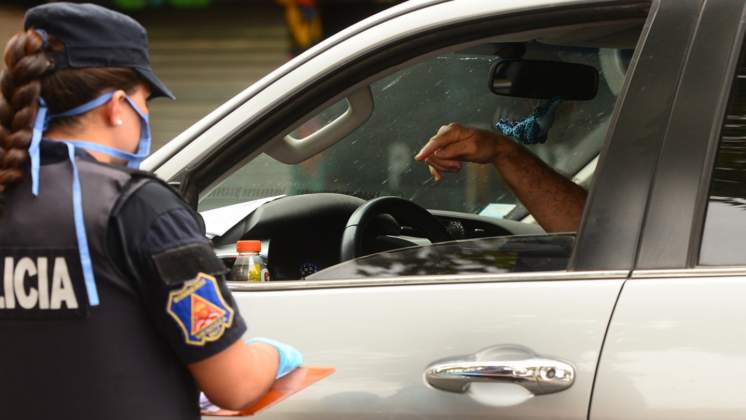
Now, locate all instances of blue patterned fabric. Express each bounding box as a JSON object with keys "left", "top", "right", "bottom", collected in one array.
[{"left": 496, "top": 97, "right": 562, "bottom": 145}]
